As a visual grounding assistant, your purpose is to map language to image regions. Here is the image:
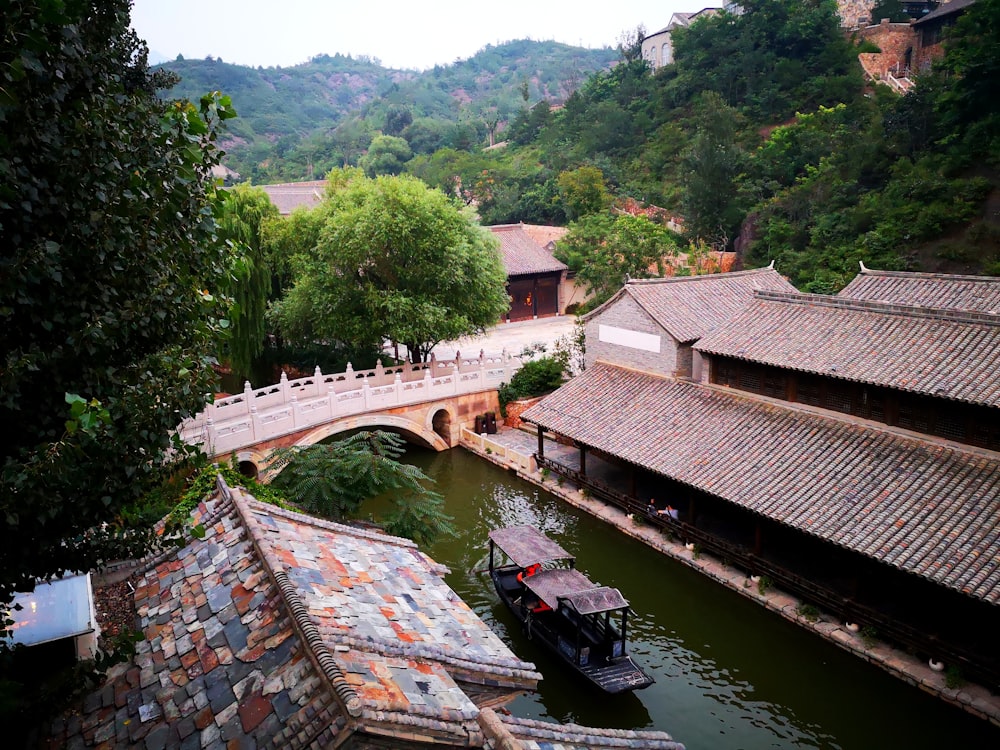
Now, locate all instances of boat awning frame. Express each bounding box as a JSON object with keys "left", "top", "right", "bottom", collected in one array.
[
  {"left": 561, "top": 585, "right": 629, "bottom": 615},
  {"left": 523, "top": 568, "right": 595, "bottom": 611},
  {"left": 489, "top": 525, "right": 575, "bottom": 568}
]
